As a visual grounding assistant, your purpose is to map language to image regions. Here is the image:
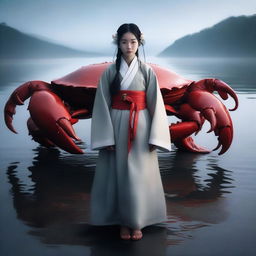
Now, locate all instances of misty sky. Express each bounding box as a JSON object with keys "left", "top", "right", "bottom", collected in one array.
[{"left": 0, "top": 0, "right": 255, "bottom": 55}]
